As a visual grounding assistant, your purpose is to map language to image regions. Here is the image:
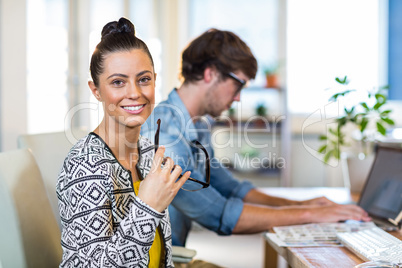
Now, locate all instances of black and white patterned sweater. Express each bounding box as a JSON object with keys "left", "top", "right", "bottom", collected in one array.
[{"left": 57, "top": 133, "right": 174, "bottom": 267}]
